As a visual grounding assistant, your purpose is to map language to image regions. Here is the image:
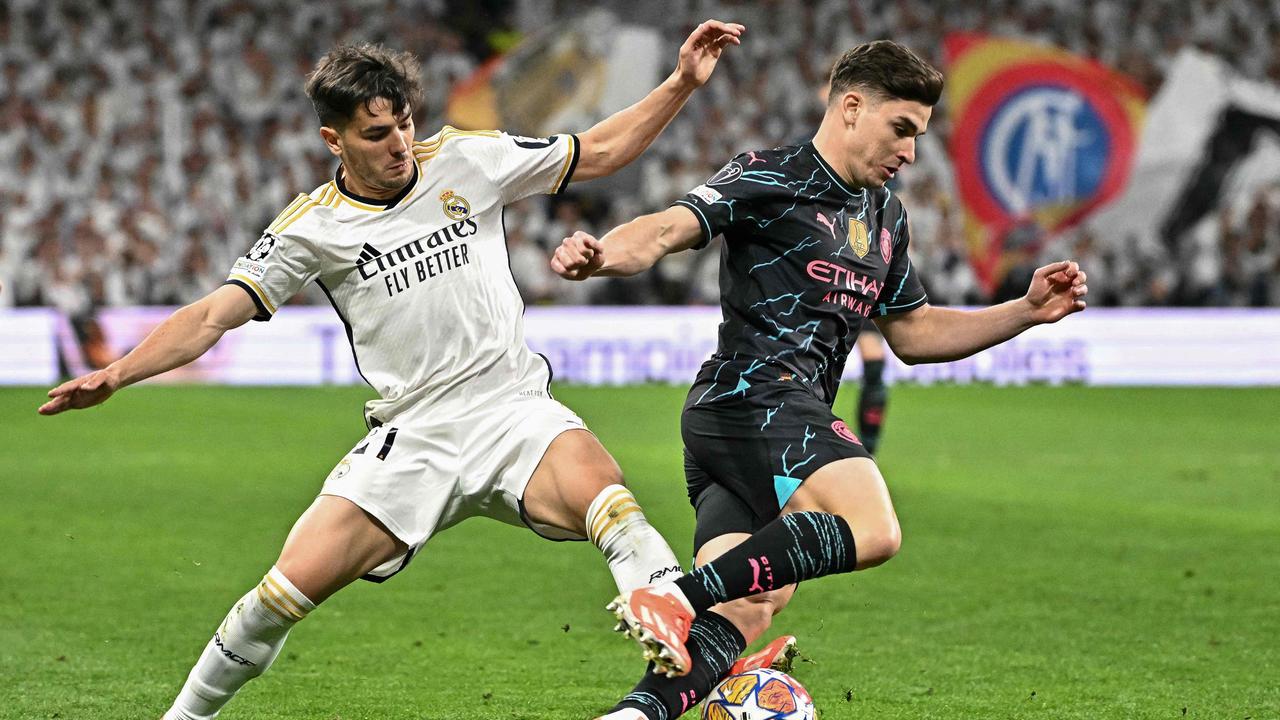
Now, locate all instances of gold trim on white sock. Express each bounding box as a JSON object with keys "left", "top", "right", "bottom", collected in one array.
[
  {"left": 587, "top": 485, "right": 641, "bottom": 546},
  {"left": 255, "top": 568, "right": 314, "bottom": 623}
]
